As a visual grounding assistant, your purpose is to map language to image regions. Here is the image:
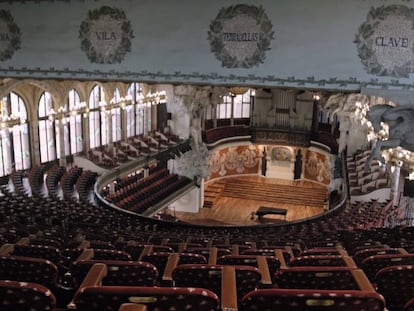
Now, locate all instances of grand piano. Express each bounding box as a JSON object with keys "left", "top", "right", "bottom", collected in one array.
[{"left": 255, "top": 206, "right": 287, "bottom": 221}]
